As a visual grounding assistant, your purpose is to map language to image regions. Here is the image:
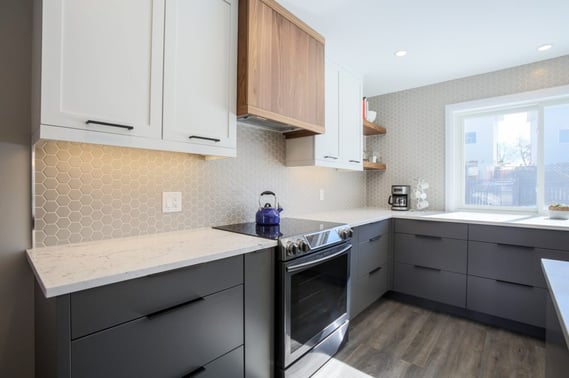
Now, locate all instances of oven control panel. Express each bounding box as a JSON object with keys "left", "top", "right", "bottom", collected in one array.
[{"left": 280, "top": 226, "right": 352, "bottom": 260}]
